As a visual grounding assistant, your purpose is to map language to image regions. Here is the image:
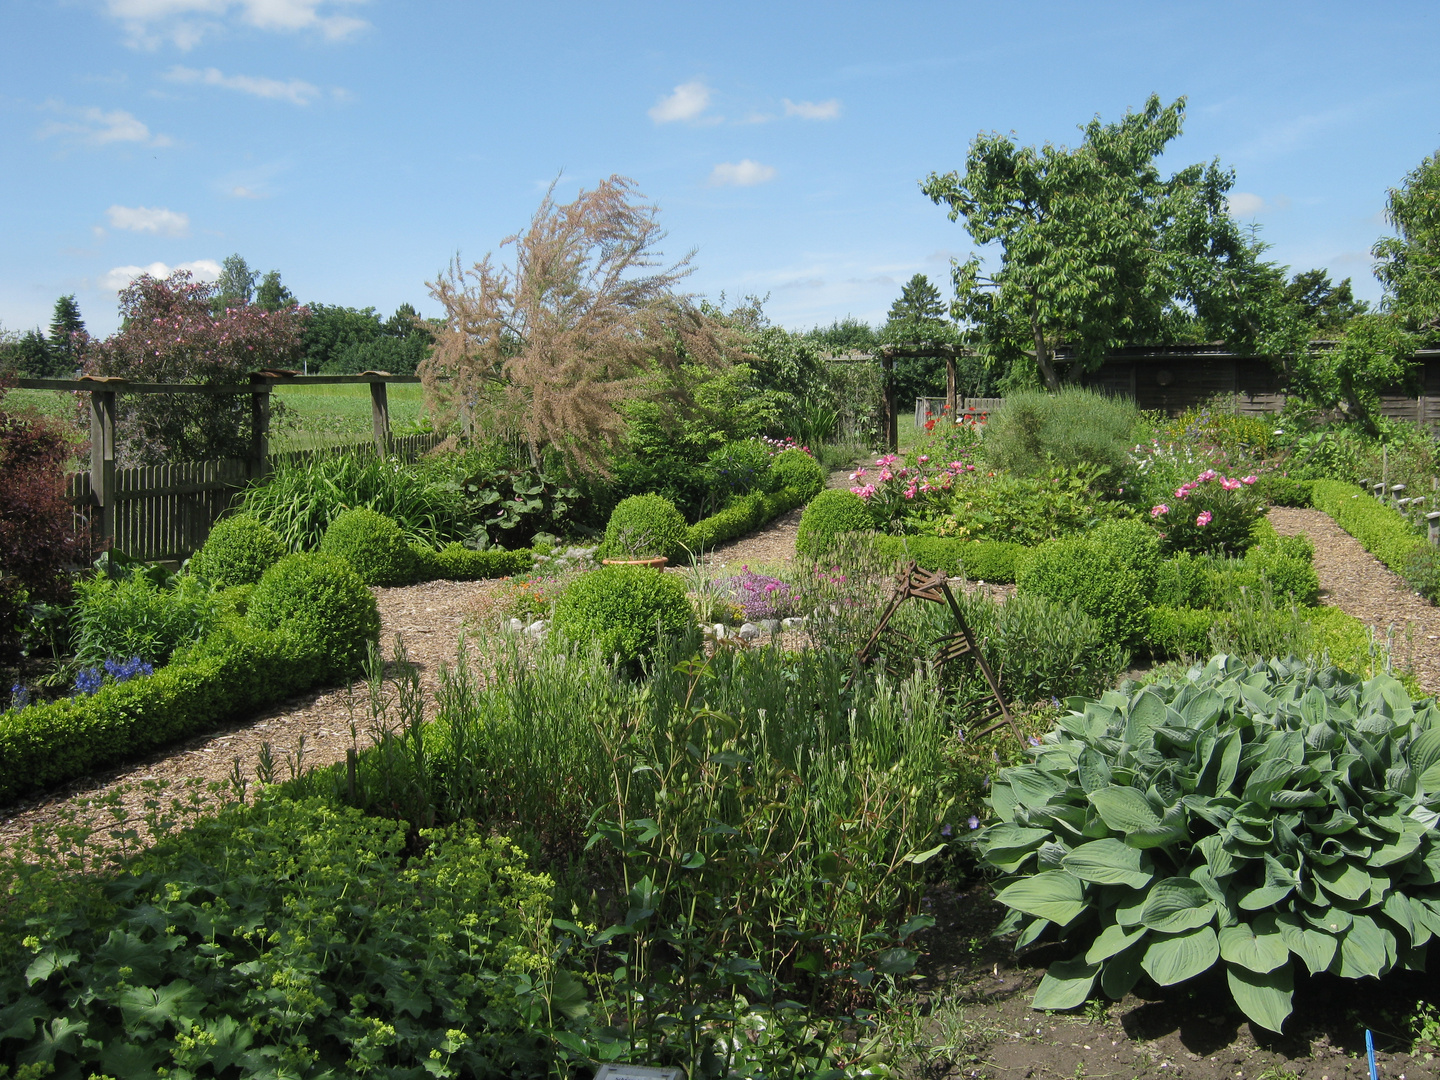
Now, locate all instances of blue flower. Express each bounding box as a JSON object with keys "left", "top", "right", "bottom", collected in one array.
[
  {"left": 967, "top": 815, "right": 980, "bottom": 830},
  {"left": 73, "top": 667, "right": 104, "bottom": 696},
  {"left": 104, "top": 656, "right": 153, "bottom": 684},
  {"left": 9, "top": 683, "right": 30, "bottom": 711},
  {"left": 940, "top": 823, "right": 953, "bottom": 838}
]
